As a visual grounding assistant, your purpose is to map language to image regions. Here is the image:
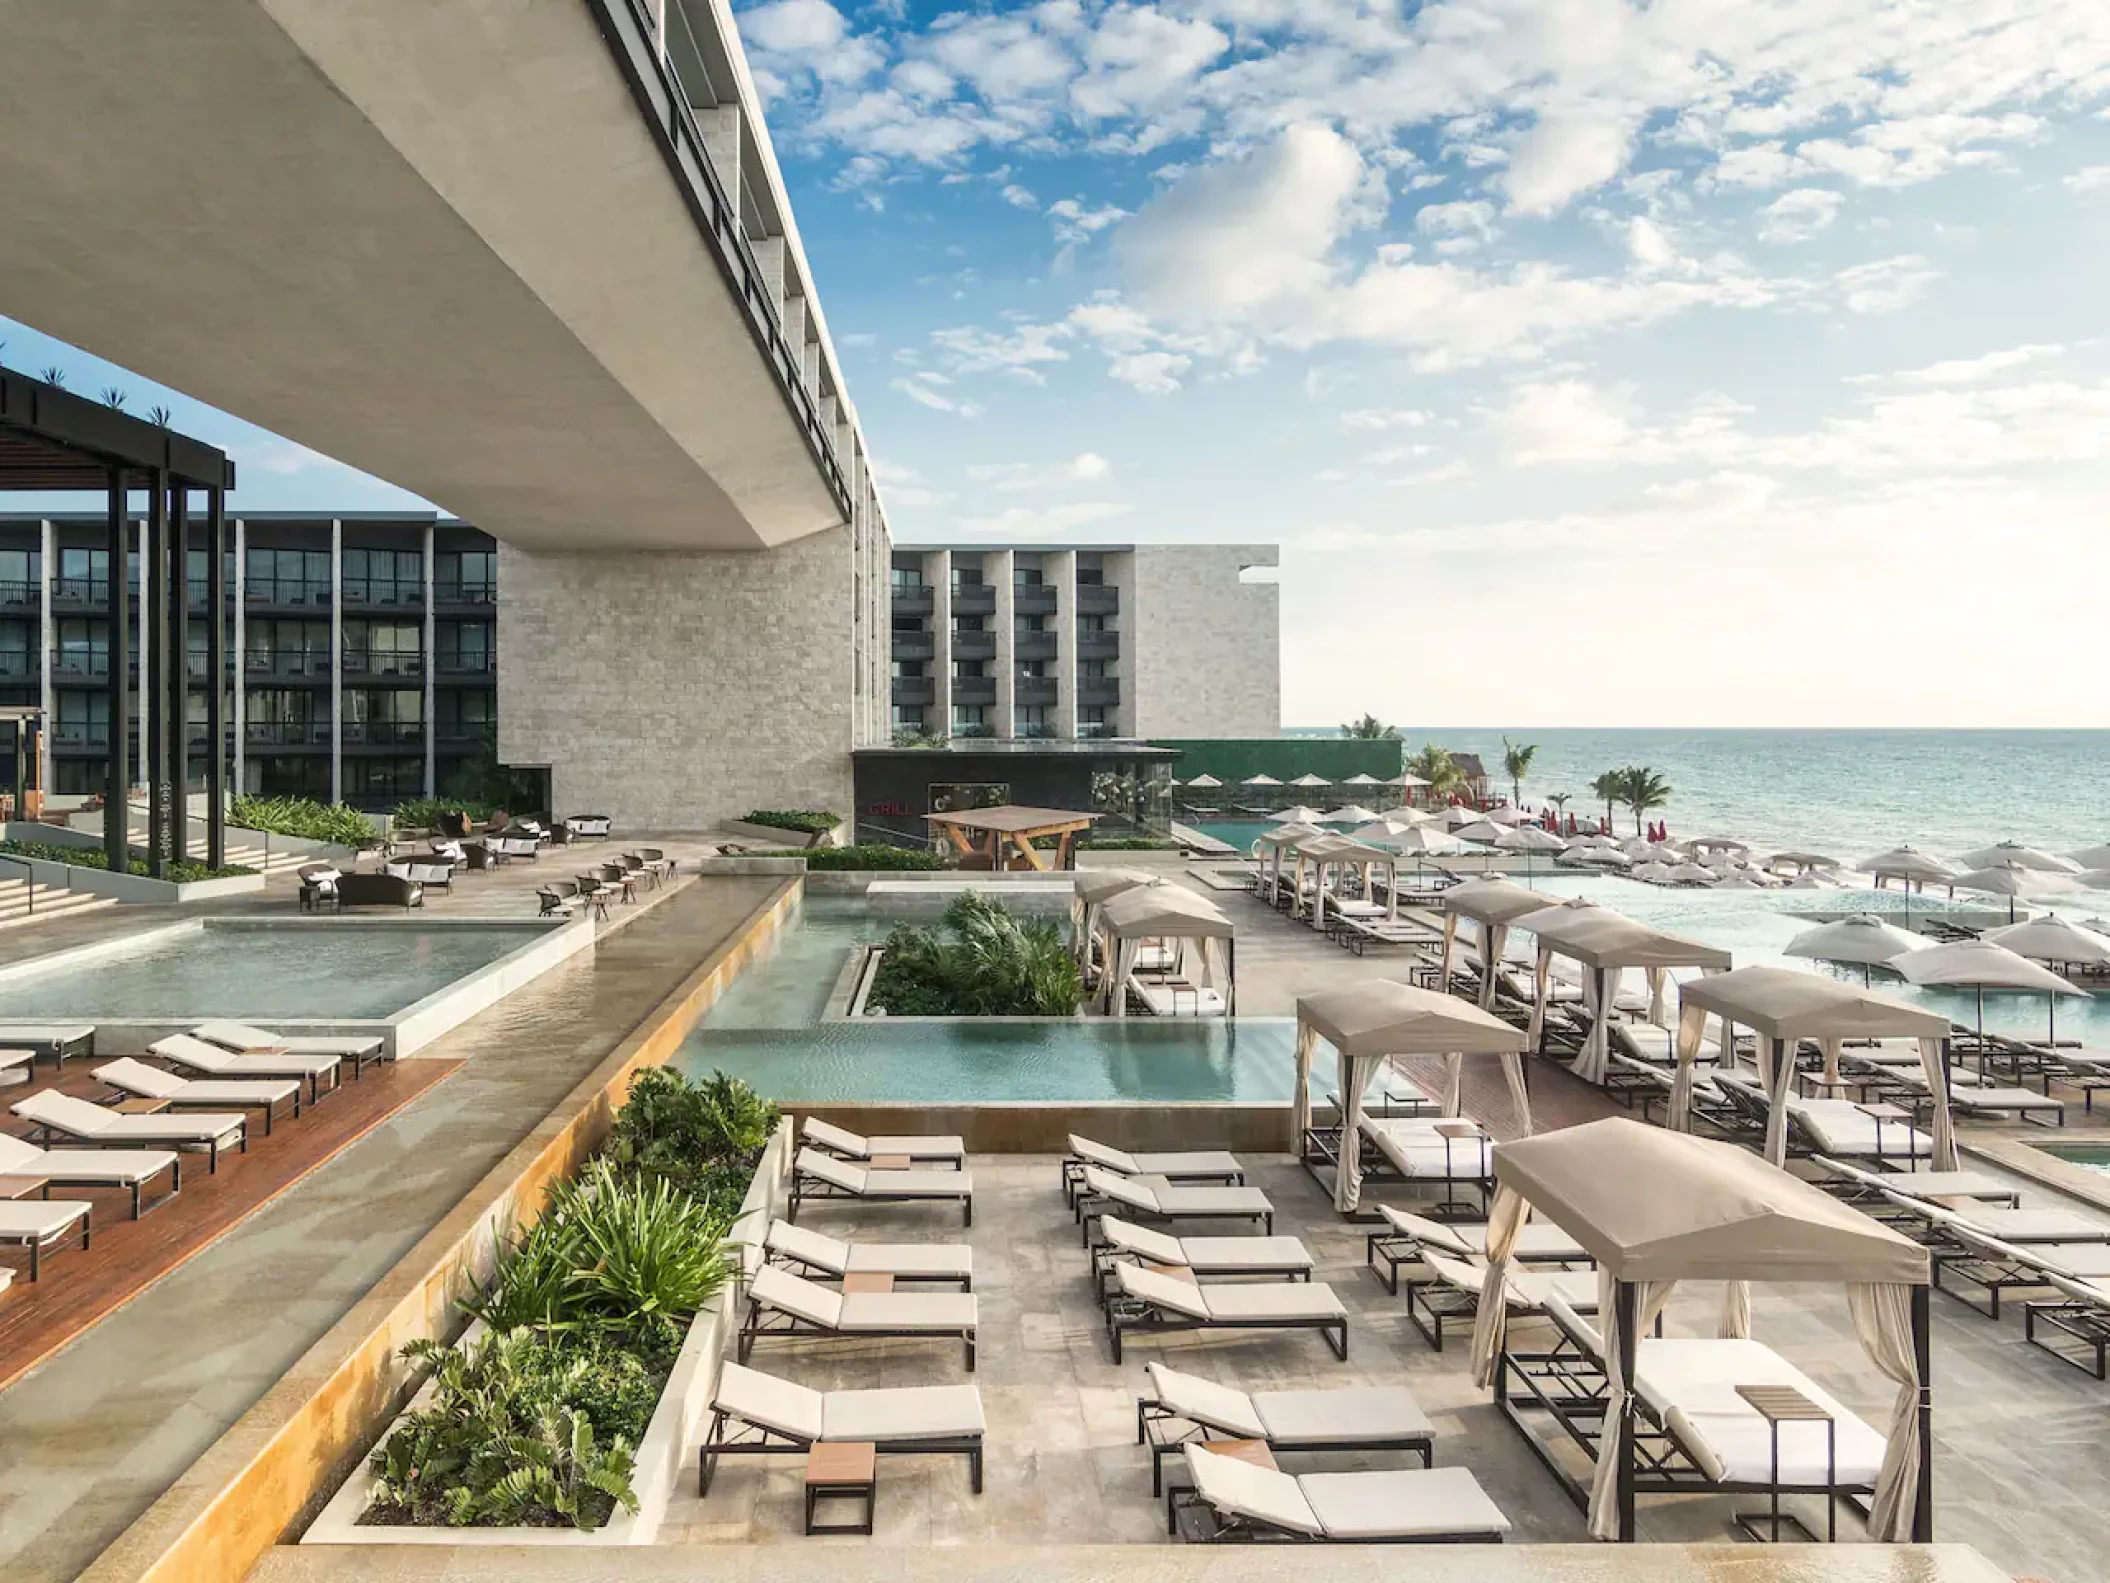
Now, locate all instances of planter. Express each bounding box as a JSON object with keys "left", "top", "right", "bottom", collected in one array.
[
  {"left": 303, "top": 1120, "right": 794, "bottom": 1548},
  {"left": 0, "top": 824, "right": 267, "bottom": 903},
  {"left": 721, "top": 817, "right": 847, "bottom": 850}
]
